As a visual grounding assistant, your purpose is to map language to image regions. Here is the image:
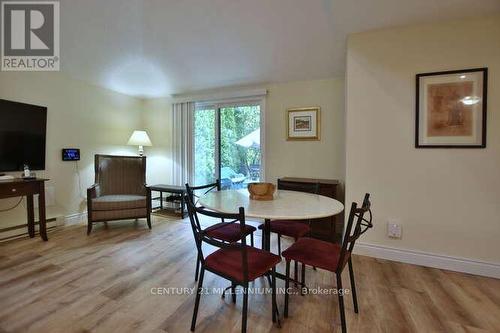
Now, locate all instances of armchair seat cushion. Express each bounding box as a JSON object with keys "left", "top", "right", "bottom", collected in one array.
[{"left": 92, "top": 195, "right": 147, "bottom": 211}]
